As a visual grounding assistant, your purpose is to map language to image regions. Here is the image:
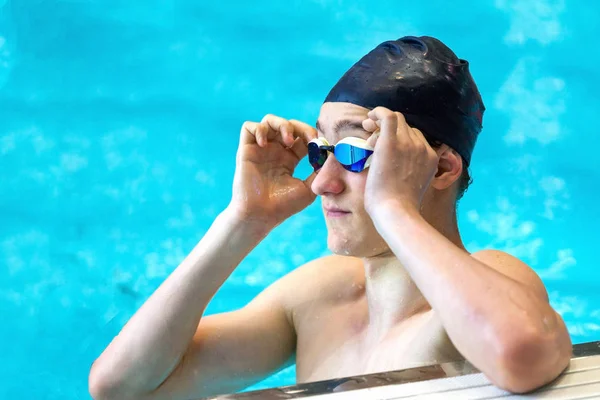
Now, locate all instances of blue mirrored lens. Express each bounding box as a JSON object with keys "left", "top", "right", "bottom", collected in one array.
[
  {"left": 334, "top": 143, "right": 371, "bottom": 165},
  {"left": 344, "top": 158, "right": 370, "bottom": 172},
  {"left": 334, "top": 144, "right": 373, "bottom": 172}
]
